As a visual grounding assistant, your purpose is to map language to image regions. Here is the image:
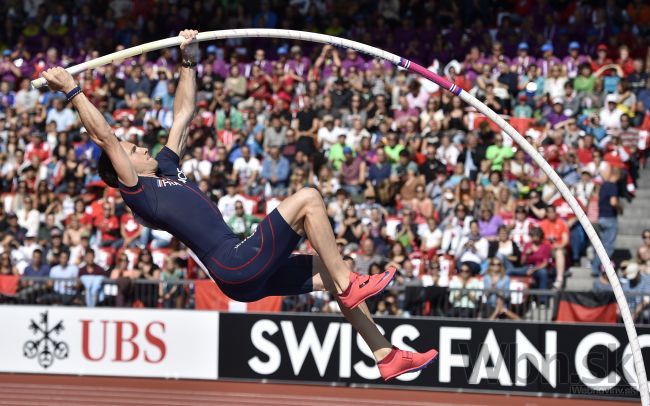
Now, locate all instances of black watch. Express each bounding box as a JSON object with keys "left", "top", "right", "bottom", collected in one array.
[{"left": 181, "top": 59, "right": 197, "bottom": 68}]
